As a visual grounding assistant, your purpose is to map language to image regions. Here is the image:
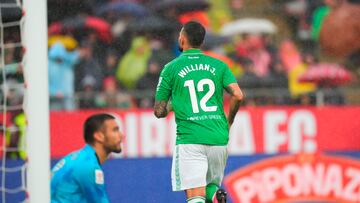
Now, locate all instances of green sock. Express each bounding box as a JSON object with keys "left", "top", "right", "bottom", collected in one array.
[{"left": 206, "top": 183, "right": 219, "bottom": 202}]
